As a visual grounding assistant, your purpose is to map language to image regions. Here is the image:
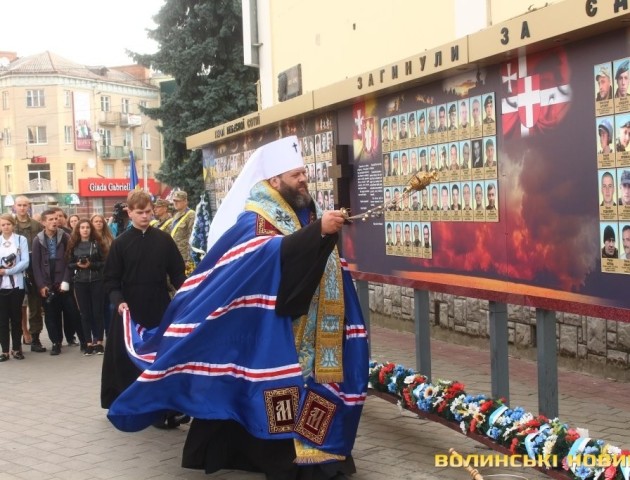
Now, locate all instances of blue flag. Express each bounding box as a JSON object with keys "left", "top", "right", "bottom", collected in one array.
[{"left": 129, "top": 150, "right": 139, "bottom": 190}]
